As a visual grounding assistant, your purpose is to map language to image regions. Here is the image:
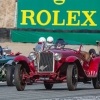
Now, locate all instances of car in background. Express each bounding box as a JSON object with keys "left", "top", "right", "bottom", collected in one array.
[
  {"left": 0, "top": 51, "right": 21, "bottom": 85},
  {"left": 0, "top": 46, "right": 12, "bottom": 55},
  {"left": 3, "top": 47, "right": 11, "bottom": 55}
]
